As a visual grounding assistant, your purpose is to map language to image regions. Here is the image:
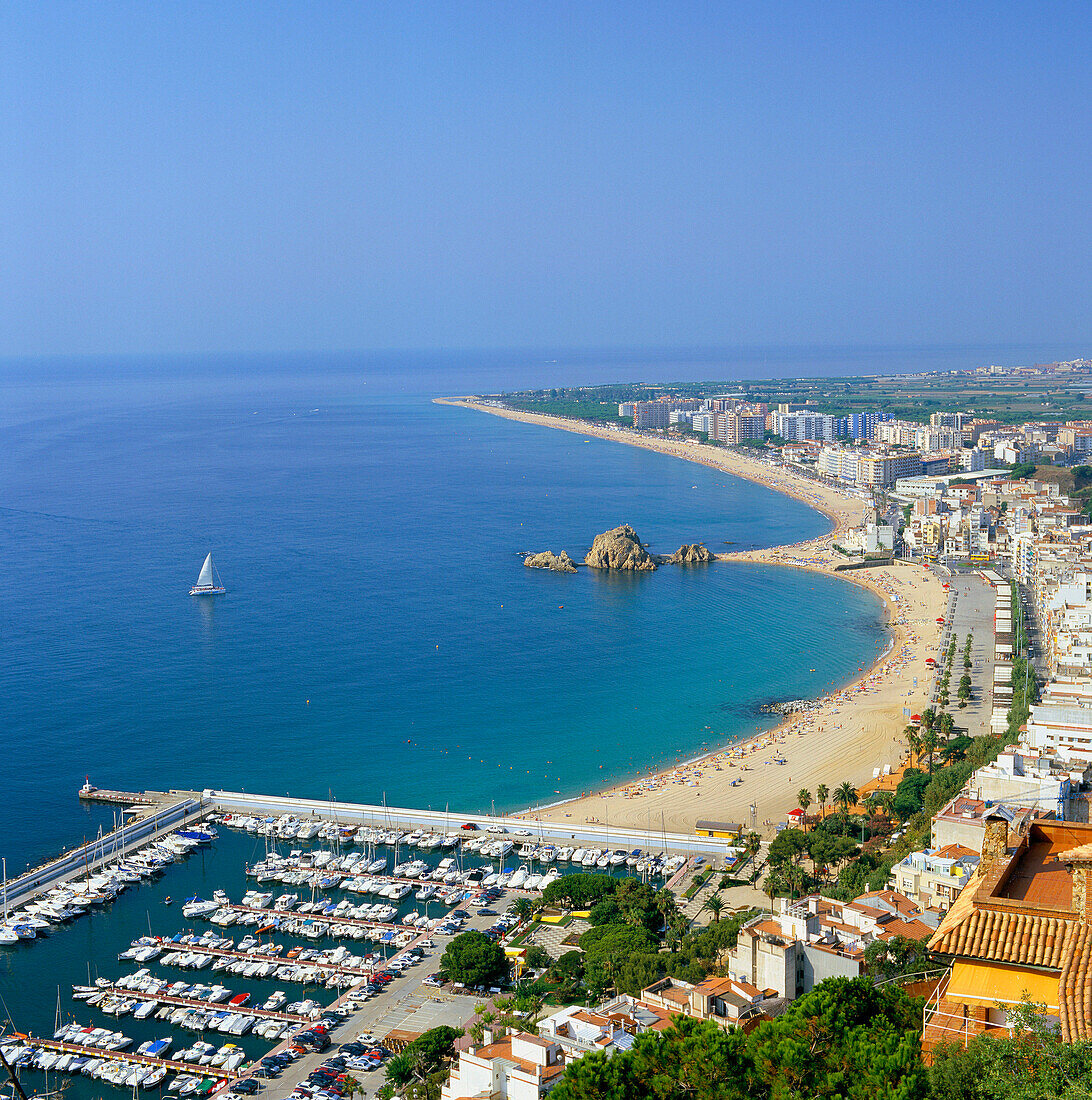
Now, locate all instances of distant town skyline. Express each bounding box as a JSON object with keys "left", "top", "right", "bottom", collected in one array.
[{"left": 3, "top": 2, "right": 1091, "bottom": 357}]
